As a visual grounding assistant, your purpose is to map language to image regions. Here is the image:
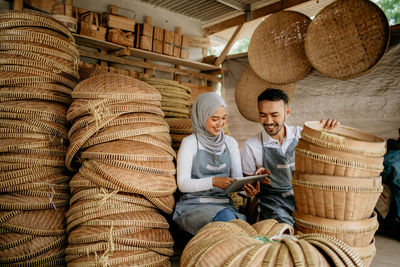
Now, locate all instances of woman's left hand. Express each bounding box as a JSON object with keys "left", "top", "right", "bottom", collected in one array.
[{"left": 243, "top": 182, "right": 260, "bottom": 197}]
